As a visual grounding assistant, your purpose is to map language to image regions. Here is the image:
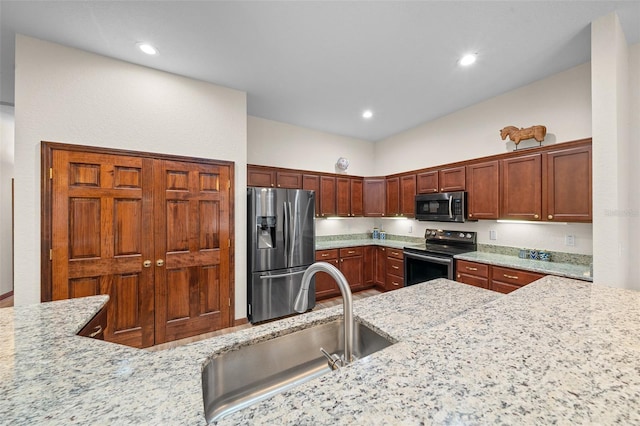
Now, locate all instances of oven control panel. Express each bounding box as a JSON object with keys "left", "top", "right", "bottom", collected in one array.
[{"left": 425, "top": 229, "right": 476, "bottom": 244}]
